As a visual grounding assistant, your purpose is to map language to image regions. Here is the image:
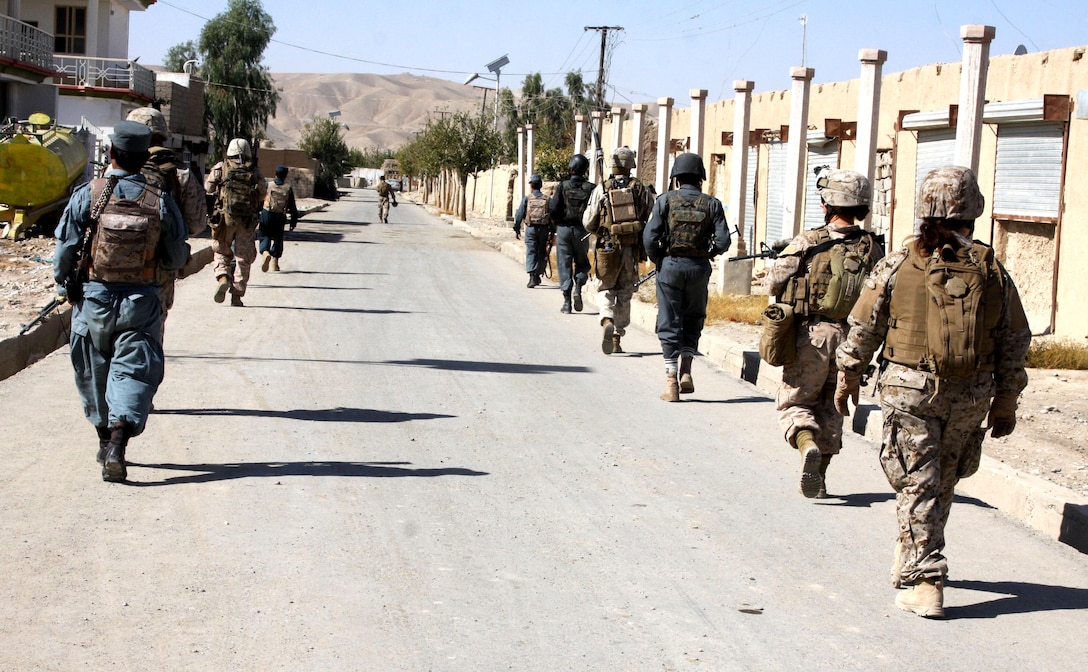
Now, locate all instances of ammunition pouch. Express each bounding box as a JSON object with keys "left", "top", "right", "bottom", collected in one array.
[
  {"left": 759, "top": 302, "right": 797, "bottom": 367},
  {"left": 595, "top": 245, "right": 622, "bottom": 286},
  {"left": 610, "top": 221, "right": 642, "bottom": 236}
]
